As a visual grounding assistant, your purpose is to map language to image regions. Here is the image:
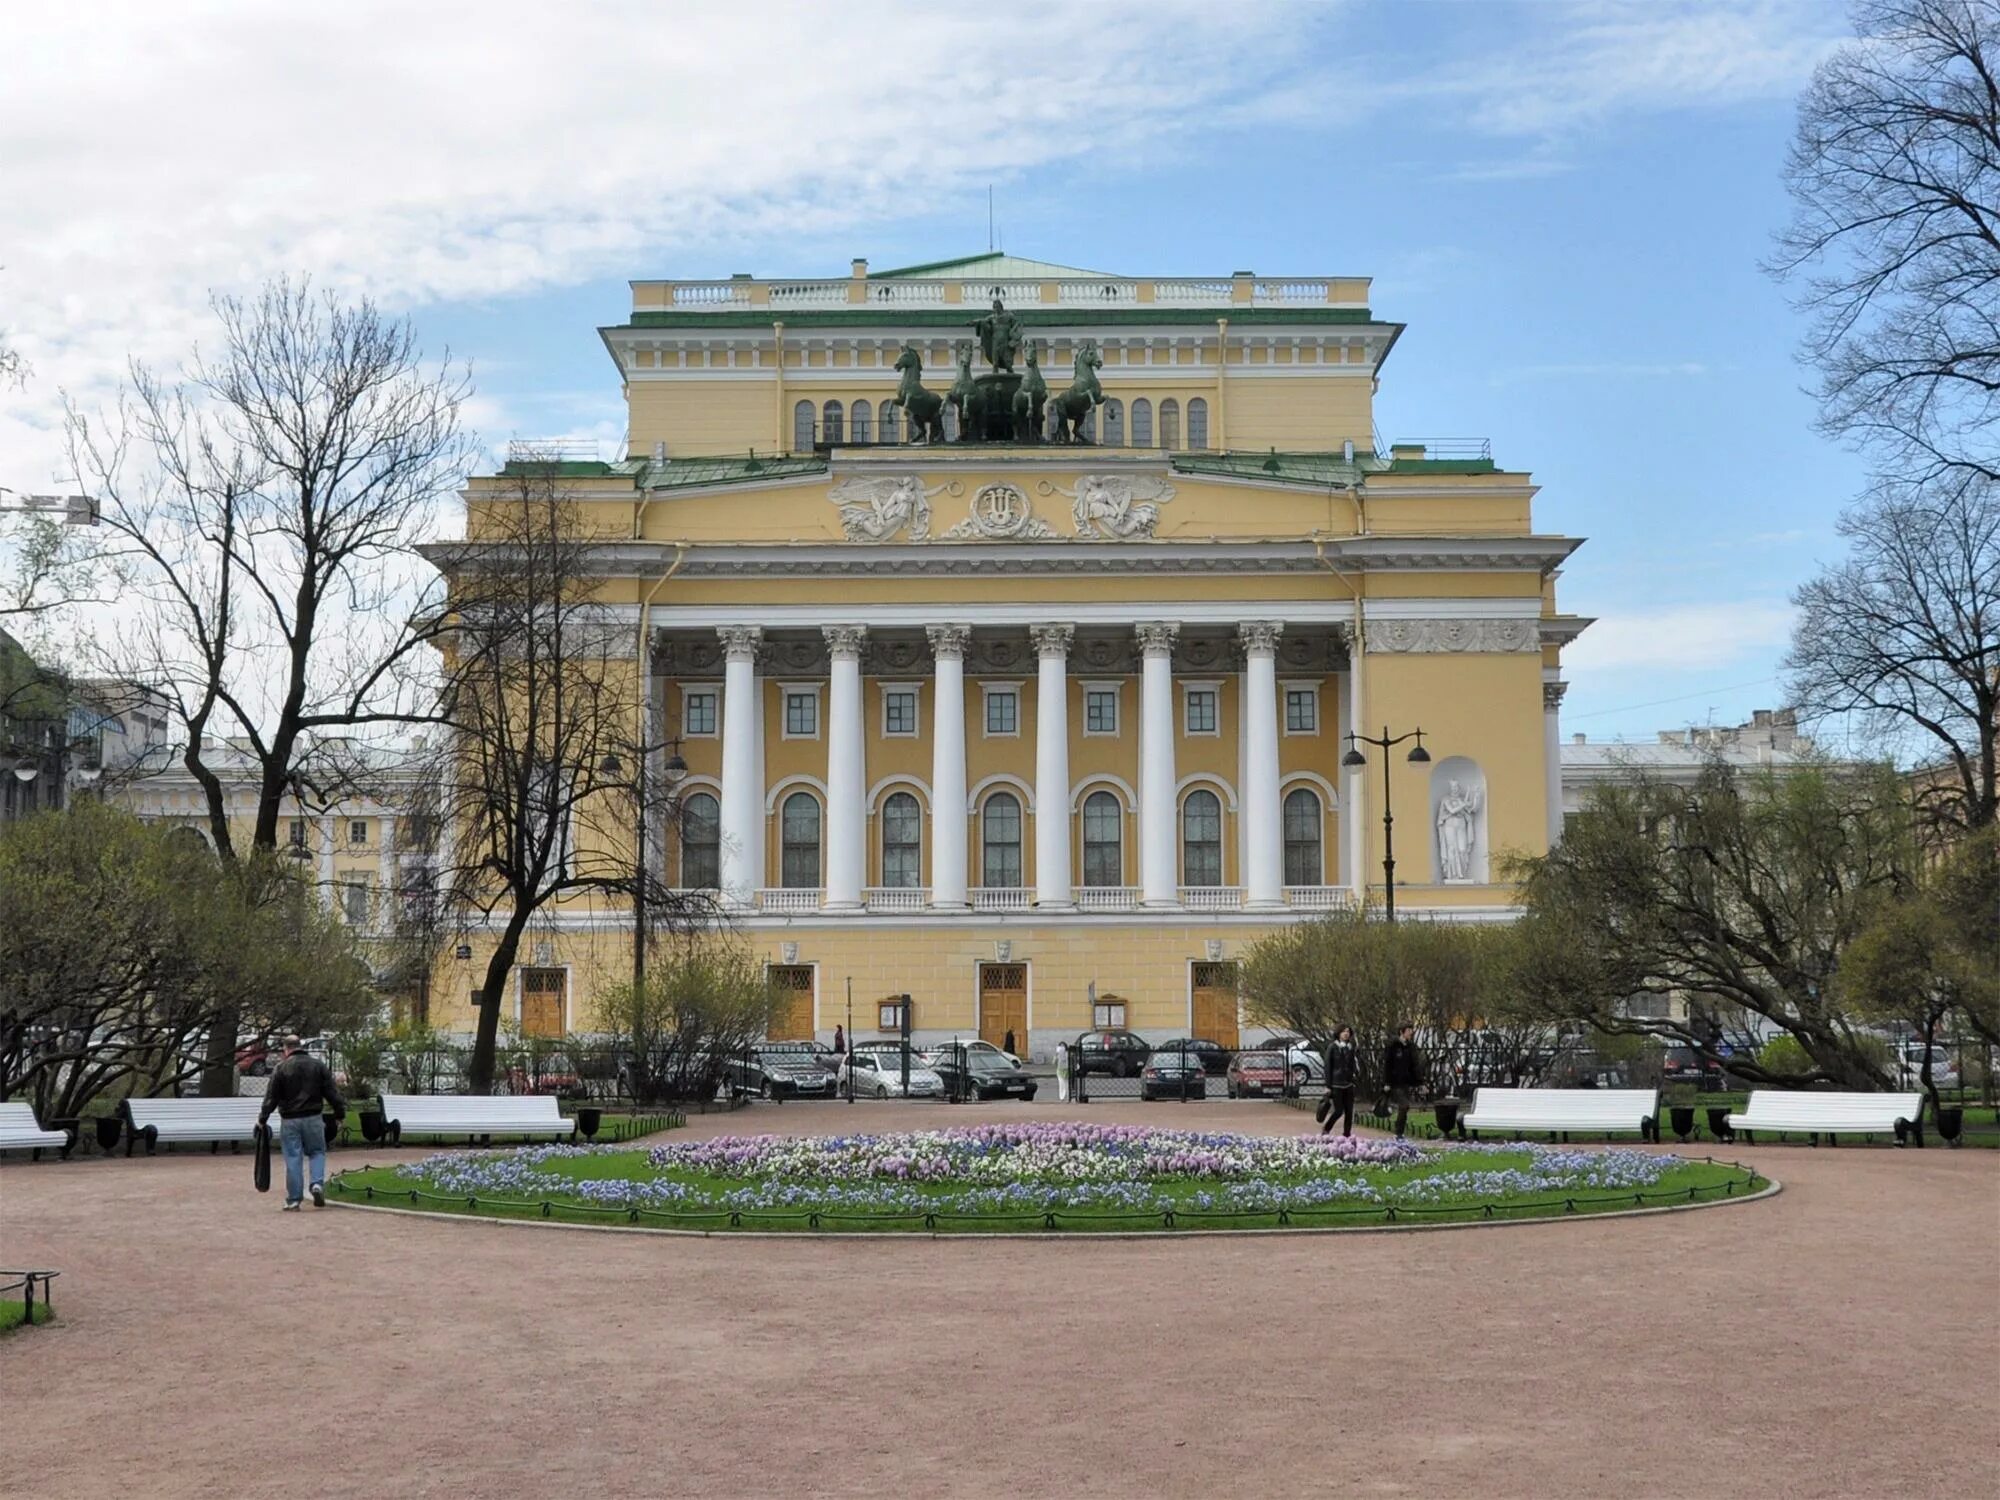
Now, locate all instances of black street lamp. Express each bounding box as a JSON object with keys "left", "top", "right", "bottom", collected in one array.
[
  {"left": 1340, "top": 725, "right": 1431, "bottom": 924},
  {"left": 599, "top": 737, "right": 689, "bottom": 994}
]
